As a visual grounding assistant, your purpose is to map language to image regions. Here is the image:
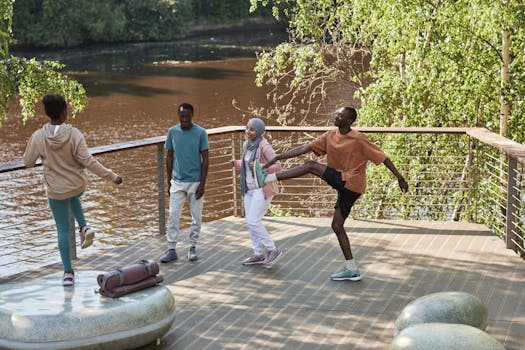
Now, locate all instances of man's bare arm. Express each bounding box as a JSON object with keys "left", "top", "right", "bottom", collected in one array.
[{"left": 383, "top": 157, "right": 408, "bottom": 193}]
